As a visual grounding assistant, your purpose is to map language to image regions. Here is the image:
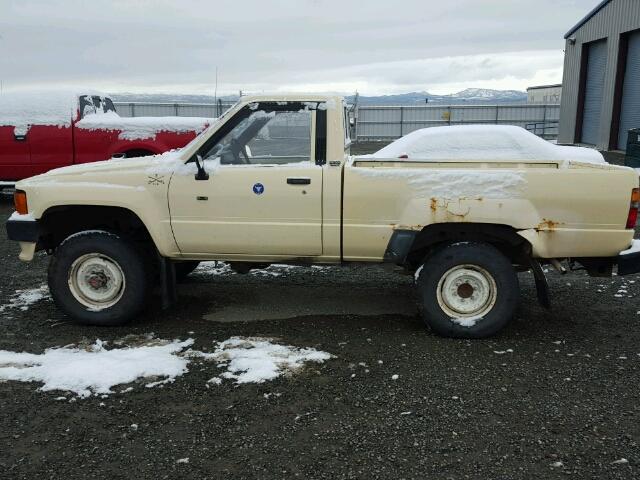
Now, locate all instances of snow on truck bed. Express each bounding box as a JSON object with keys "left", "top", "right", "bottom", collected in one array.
[{"left": 368, "top": 125, "right": 605, "bottom": 164}]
